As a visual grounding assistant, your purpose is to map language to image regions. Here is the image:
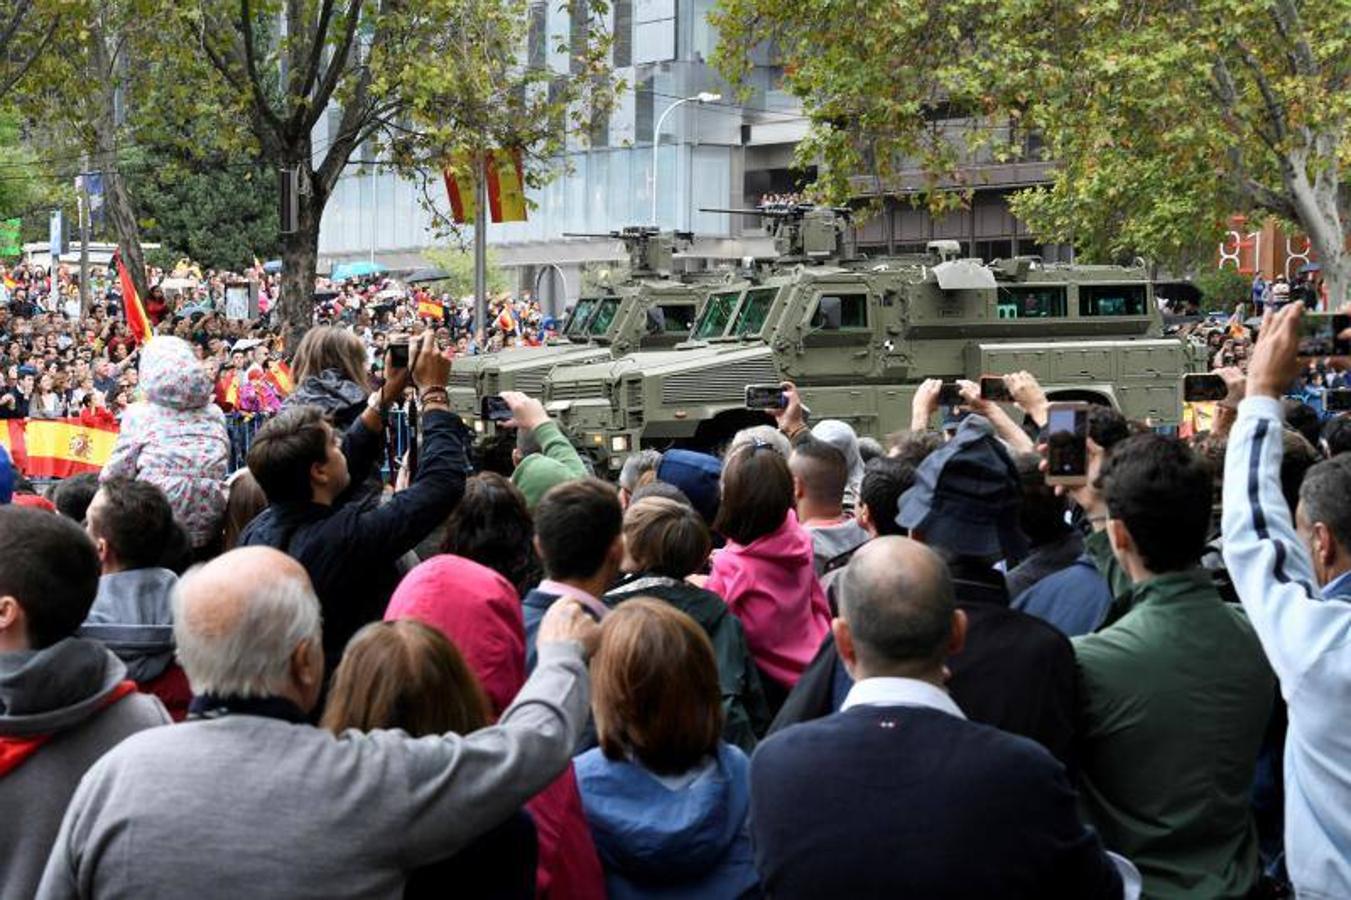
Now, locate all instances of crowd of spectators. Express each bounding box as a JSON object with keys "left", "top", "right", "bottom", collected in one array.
[
  {"left": 1, "top": 292, "right": 1349, "bottom": 898},
  {"left": 0, "top": 256, "right": 557, "bottom": 433}
]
